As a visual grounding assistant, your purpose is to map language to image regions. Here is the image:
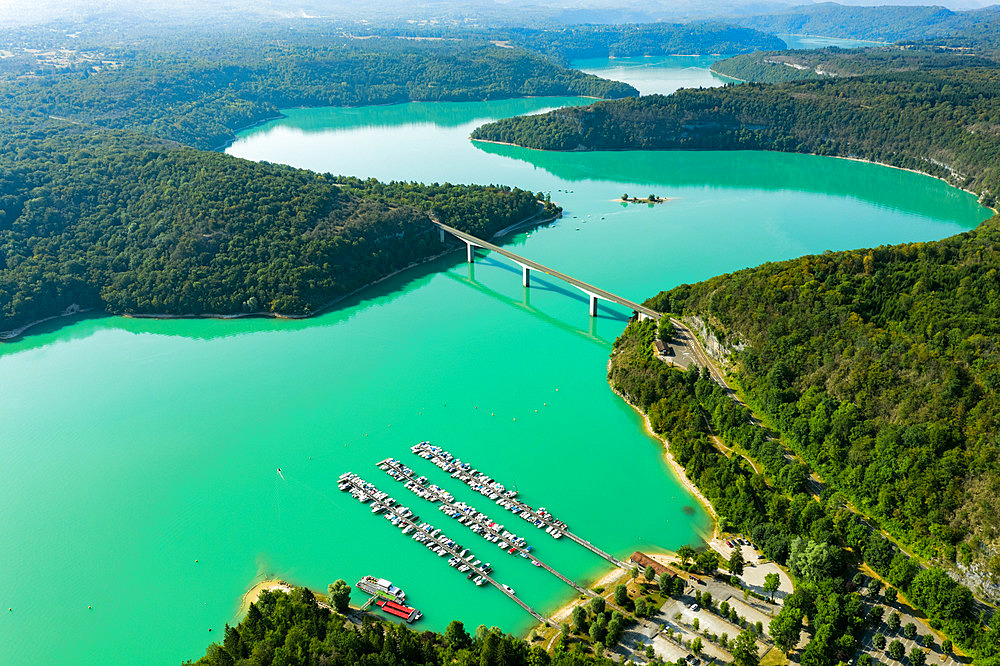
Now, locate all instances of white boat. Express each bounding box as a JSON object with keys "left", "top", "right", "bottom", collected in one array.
[
  {"left": 356, "top": 576, "right": 405, "bottom": 602},
  {"left": 502, "top": 584, "right": 516, "bottom": 595}
]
